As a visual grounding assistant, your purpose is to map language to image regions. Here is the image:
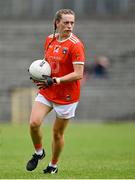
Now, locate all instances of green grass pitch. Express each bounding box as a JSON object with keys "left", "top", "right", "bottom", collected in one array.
[{"left": 0, "top": 122, "right": 135, "bottom": 179}]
